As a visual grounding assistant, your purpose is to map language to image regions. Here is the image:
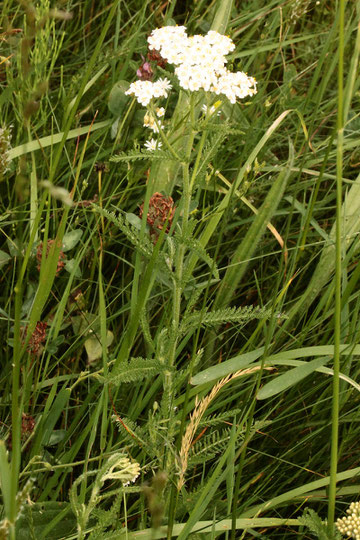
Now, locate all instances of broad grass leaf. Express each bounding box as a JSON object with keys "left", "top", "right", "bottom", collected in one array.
[
  {"left": 190, "top": 347, "right": 264, "bottom": 385},
  {"left": 257, "top": 356, "right": 330, "bottom": 400}
]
